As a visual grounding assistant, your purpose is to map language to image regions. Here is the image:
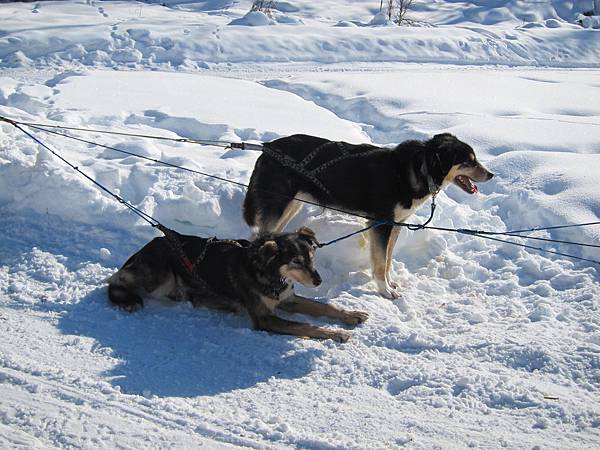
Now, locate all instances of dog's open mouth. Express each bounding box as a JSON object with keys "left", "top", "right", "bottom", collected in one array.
[{"left": 454, "top": 175, "right": 478, "bottom": 194}]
